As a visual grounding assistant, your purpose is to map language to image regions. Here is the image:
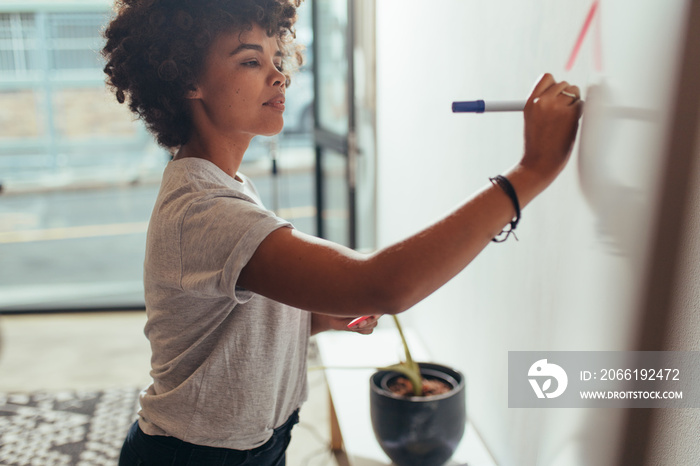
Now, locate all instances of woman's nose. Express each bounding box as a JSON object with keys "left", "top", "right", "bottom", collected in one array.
[{"left": 271, "top": 67, "right": 286, "bottom": 88}]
